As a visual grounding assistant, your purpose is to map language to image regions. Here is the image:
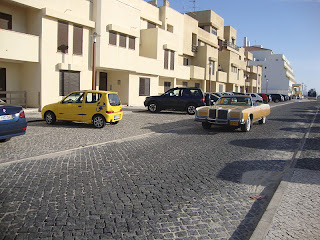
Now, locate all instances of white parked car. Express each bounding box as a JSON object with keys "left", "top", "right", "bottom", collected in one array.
[{"left": 246, "top": 93, "right": 263, "bottom": 103}]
